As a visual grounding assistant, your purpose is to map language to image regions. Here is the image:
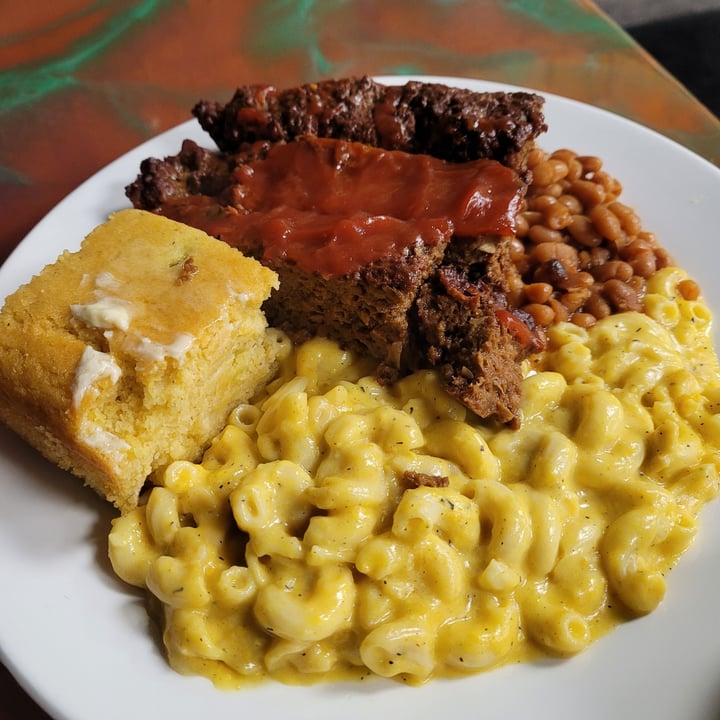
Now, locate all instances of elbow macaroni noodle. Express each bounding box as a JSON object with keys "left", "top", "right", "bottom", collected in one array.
[{"left": 109, "top": 266, "right": 720, "bottom": 687}]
